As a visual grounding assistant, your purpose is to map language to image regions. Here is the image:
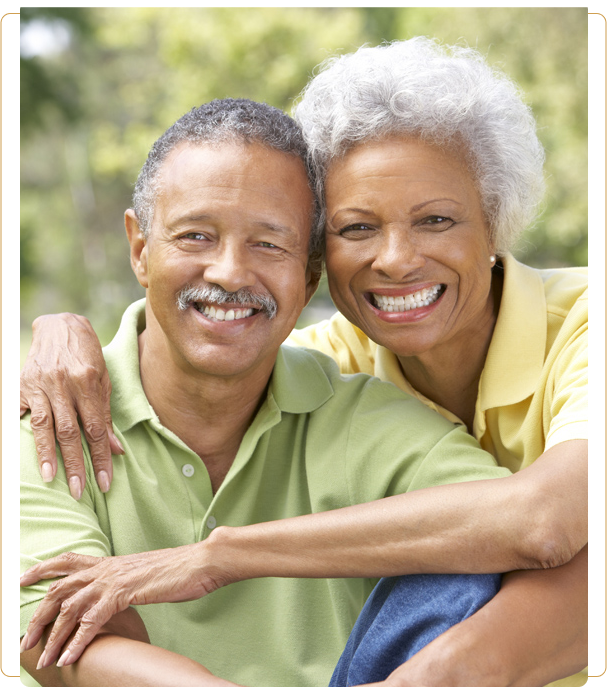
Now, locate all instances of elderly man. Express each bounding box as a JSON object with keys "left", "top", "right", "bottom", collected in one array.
[{"left": 20, "top": 99, "right": 512, "bottom": 687}]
